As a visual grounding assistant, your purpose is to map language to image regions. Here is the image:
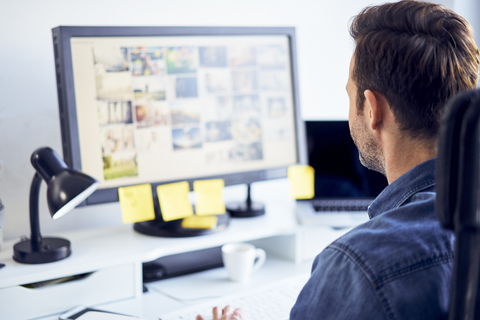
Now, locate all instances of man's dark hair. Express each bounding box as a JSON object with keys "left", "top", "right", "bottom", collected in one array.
[{"left": 350, "top": 0, "right": 479, "bottom": 141}]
